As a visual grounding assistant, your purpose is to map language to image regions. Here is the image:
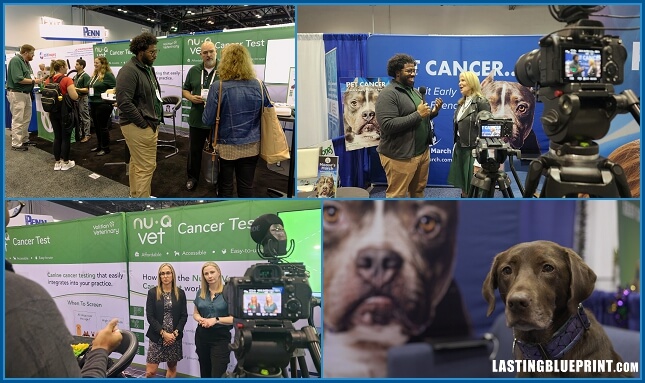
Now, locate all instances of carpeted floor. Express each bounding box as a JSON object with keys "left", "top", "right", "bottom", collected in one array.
[{"left": 5, "top": 125, "right": 290, "bottom": 198}]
